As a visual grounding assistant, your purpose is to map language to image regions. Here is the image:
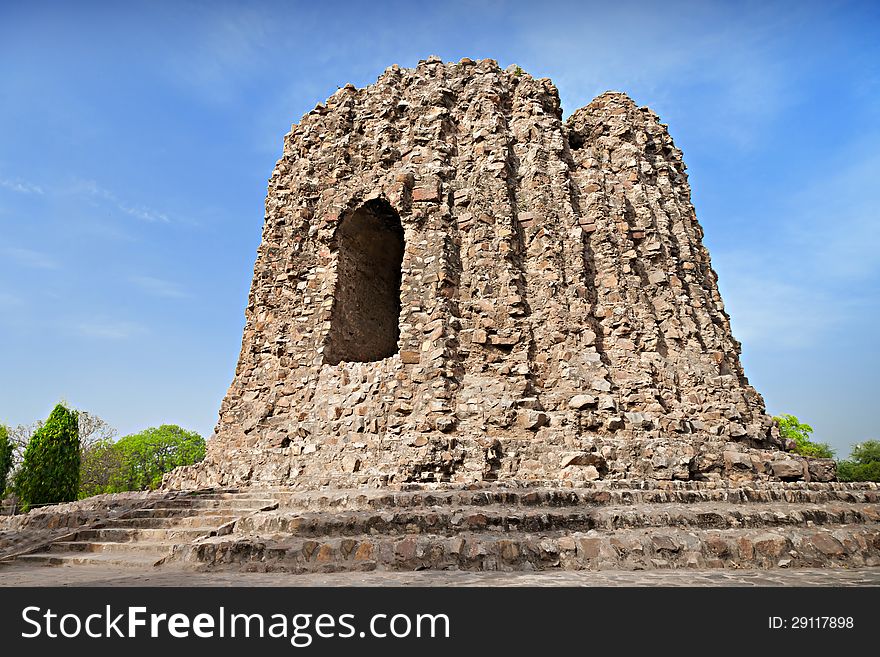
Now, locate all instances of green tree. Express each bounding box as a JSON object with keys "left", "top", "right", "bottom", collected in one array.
[
  {"left": 14, "top": 404, "right": 80, "bottom": 511},
  {"left": 76, "top": 412, "right": 120, "bottom": 498},
  {"left": 837, "top": 440, "right": 880, "bottom": 482},
  {"left": 111, "top": 425, "right": 205, "bottom": 491},
  {"left": 79, "top": 437, "right": 125, "bottom": 498},
  {"left": 774, "top": 414, "right": 834, "bottom": 459},
  {"left": 6, "top": 421, "right": 42, "bottom": 477},
  {"left": 0, "top": 425, "right": 14, "bottom": 495},
  {"left": 850, "top": 440, "right": 880, "bottom": 465}
]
